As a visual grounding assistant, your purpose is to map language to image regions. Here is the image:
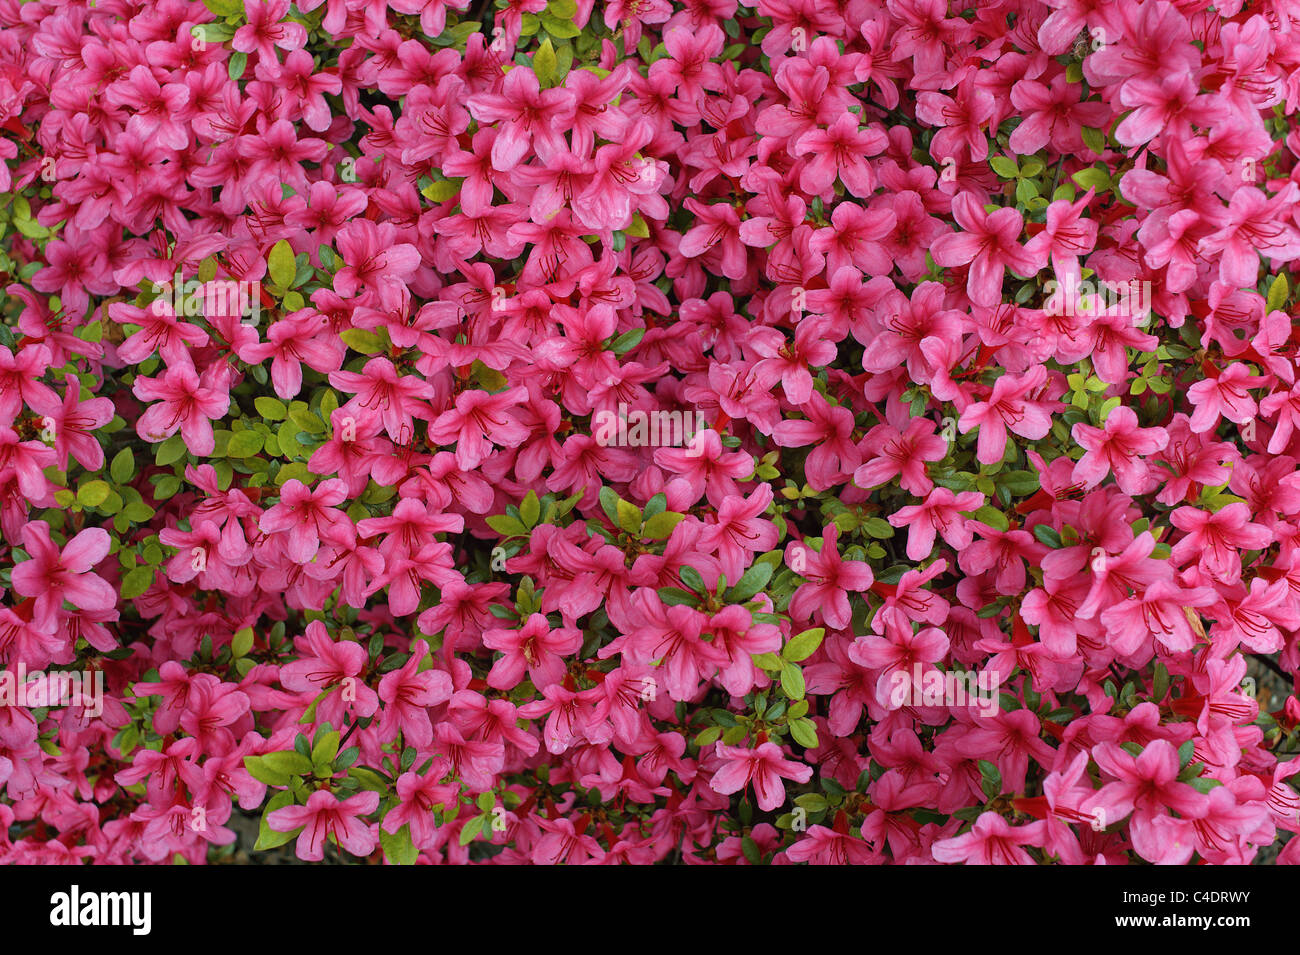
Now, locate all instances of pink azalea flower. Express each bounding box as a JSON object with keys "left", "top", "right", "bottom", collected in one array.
[{"left": 709, "top": 742, "right": 812, "bottom": 812}]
